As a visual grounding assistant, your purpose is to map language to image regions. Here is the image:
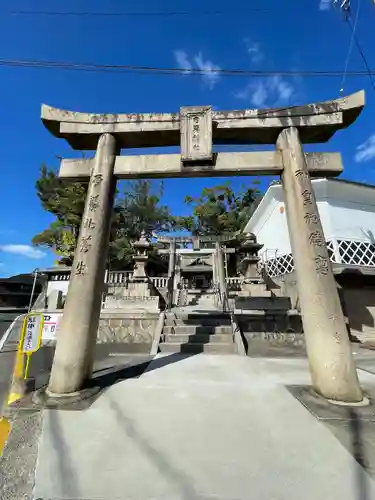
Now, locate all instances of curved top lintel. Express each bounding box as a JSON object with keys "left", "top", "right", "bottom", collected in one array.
[{"left": 41, "top": 90, "right": 365, "bottom": 149}]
